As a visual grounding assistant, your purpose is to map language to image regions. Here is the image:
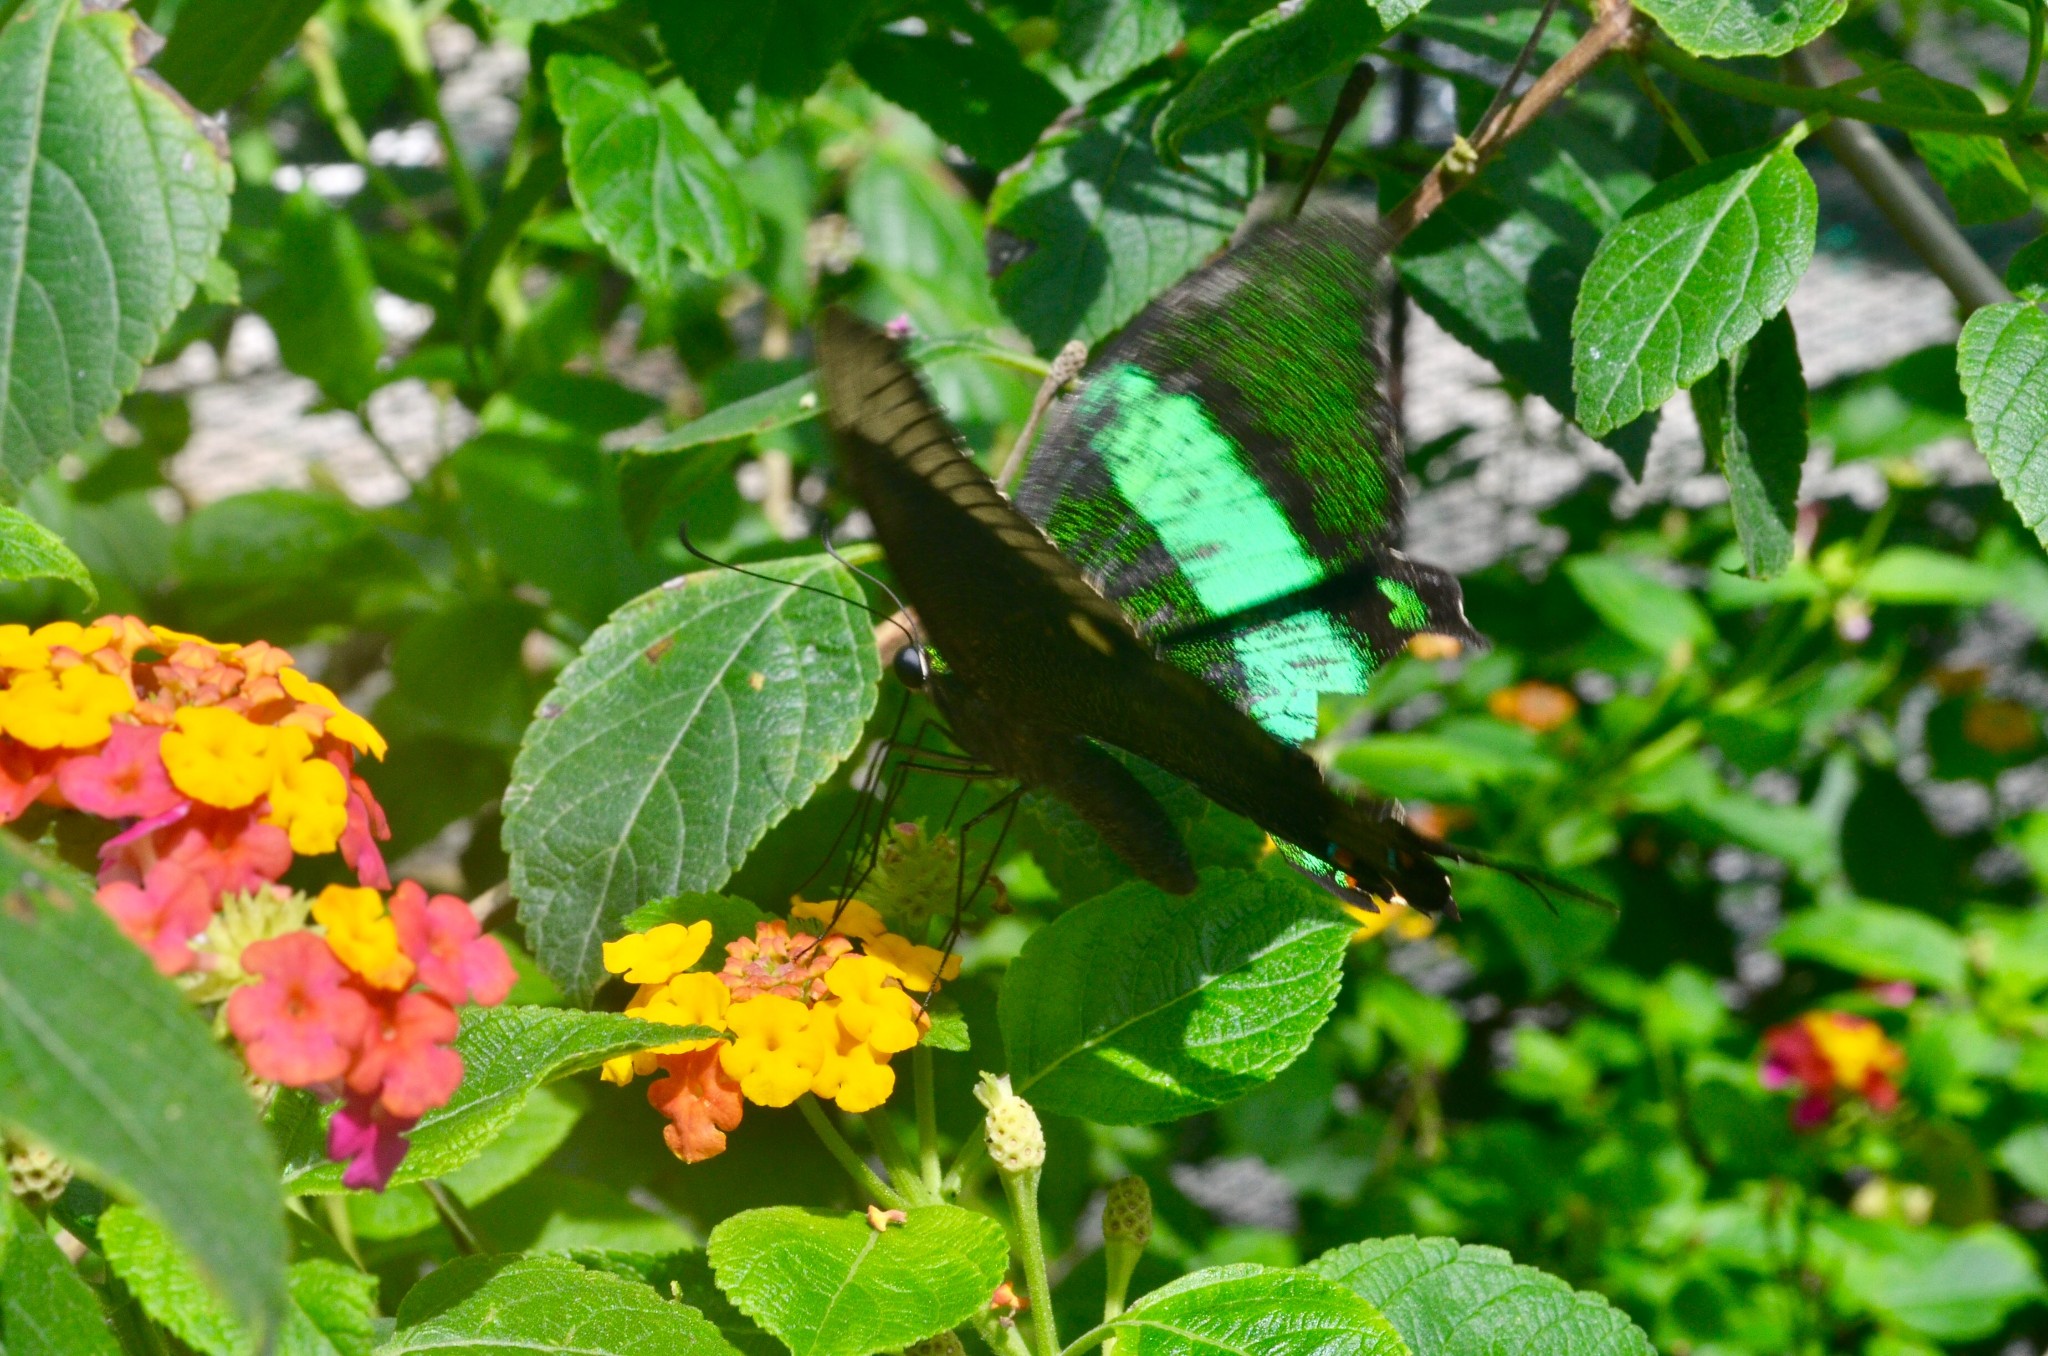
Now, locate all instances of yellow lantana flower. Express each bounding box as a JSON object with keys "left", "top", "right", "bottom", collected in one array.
[
  {"left": 161, "top": 707, "right": 278, "bottom": 808},
  {"left": 720, "top": 995, "right": 829, "bottom": 1107},
  {"left": 603, "top": 920, "right": 714, "bottom": 985},
  {"left": 313, "top": 884, "right": 414, "bottom": 990},
  {"left": 32, "top": 622, "right": 112, "bottom": 656},
  {"left": 1341, "top": 898, "right": 1435, "bottom": 944},
  {"left": 150, "top": 624, "right": 237, "bottom": 657},
  {"left": 603, "top": 971, "right": 732, "bottom": 1084},
  {"left": 811, "top": 1011, "right": 896, "bottom": 1113},
  {"left": 790, "top": 897, "right": 887, "bottom": 942},
  {"left": 0, "top": 625, "right": 50, "bottom": 671},
  {"left": 822, "top": 954, "right": 922, "bottom": 1054},
  {"left": 264, "top": 756, "right": 349, "bottom": 854},
  {"left": 863, "top": 931, "right": 962, "bottom": 993},
  {"left": 0, "top": 665, "right": 135, "bottom": 749},
  {"left": 278, "top": 667, "right": 388, "bottom": 759},
  {"left": 1805, "top": 1011, "right": 1904, "bottom": 1089}
]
